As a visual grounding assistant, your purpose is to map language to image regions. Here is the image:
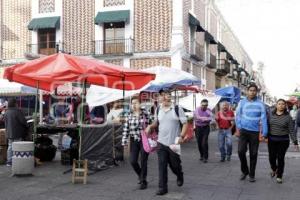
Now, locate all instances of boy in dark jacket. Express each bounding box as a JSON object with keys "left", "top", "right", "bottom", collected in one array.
[{"left": 4, "top": 98, "right": 28, "bottom": 166}]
